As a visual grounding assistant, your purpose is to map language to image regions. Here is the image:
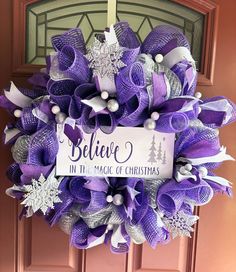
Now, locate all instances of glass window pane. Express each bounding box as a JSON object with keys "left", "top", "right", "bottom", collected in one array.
[
  {"left": 26, "top": 0, "right": 108, "bottom": 65},
  {"left": 117, "top": 0, "right": 204, "bottom": 70}
]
